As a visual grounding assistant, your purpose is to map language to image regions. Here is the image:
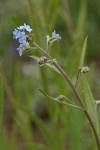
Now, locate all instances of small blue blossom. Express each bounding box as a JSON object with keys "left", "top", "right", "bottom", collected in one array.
[
  {"left": 13, "top": 29, "right": 21, "bottom": 39},
  {"left": 17, "top": 42, "right": 30, "bottom": 56},
  {"left": 17, "top": 23, "right": 32, "bottom": 32},
  {"left": 17, "top": 25, "right": 24, "bottom": 30},
  {"left": 23, "top": 24, "right": 32, "bottom": 32},
  {"left": 18, "top": 32, "right": 26, "bottom": 44},
  {"left": 17, "top": 44, "right": 24, "bottom": 56},
  {"left": 52, "top": 30, "right": 61, "bottom": 41}
]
